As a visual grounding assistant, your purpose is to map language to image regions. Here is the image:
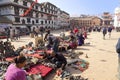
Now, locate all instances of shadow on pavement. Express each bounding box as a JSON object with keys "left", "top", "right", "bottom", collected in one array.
[{"left": 76, "top": 48, "right": 90, "bottom": 51}]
